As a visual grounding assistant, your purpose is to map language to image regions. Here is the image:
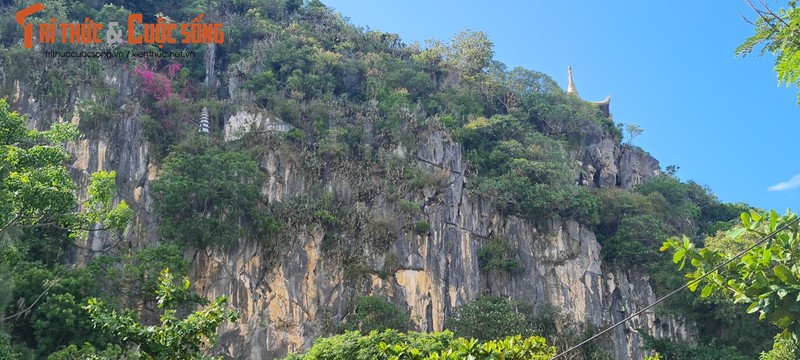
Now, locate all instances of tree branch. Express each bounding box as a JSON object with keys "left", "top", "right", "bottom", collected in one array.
[{"left": 0, "top": 276, "right": 61, "bottom": 322}]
